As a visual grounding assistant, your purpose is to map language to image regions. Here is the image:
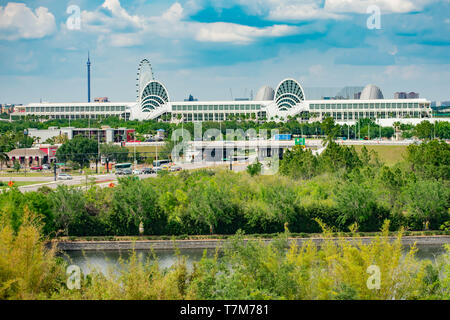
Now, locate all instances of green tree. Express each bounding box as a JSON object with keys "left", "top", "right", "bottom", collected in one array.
[
  {"left": 414, "top": 120, "right": 434, "bottom": 140},
  {"left": 107, "top": 177, "right": 162, "bottom": 235},
  {"left": 100, "top": 143, "right": 129, "bottom": 163},
  {"left": 247, "top": 160, "right": 262, "bottom": 177},
  {"left": 402, "top": 179, "right": 450, "bottom": 230},
  {"left": 335, "top": 182, "right": 389, "bottom": 231},
  {"left": 280, "top": 146, "right": 318, "bottom": 179},
  {"left": 13, "top": 160, "right": 20, "bottom": 173},
  {"left": 56, "top": 136, "right": 98, "bottom": 168},
  {"left": 406, "top": 140, "right": 450, "bottom": 180},
  {"left": 320, "top": 142, "right": 362, "bottom": 173},
  {"left": 321, "top": 116, "right": 338, "bottom": 141}
]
